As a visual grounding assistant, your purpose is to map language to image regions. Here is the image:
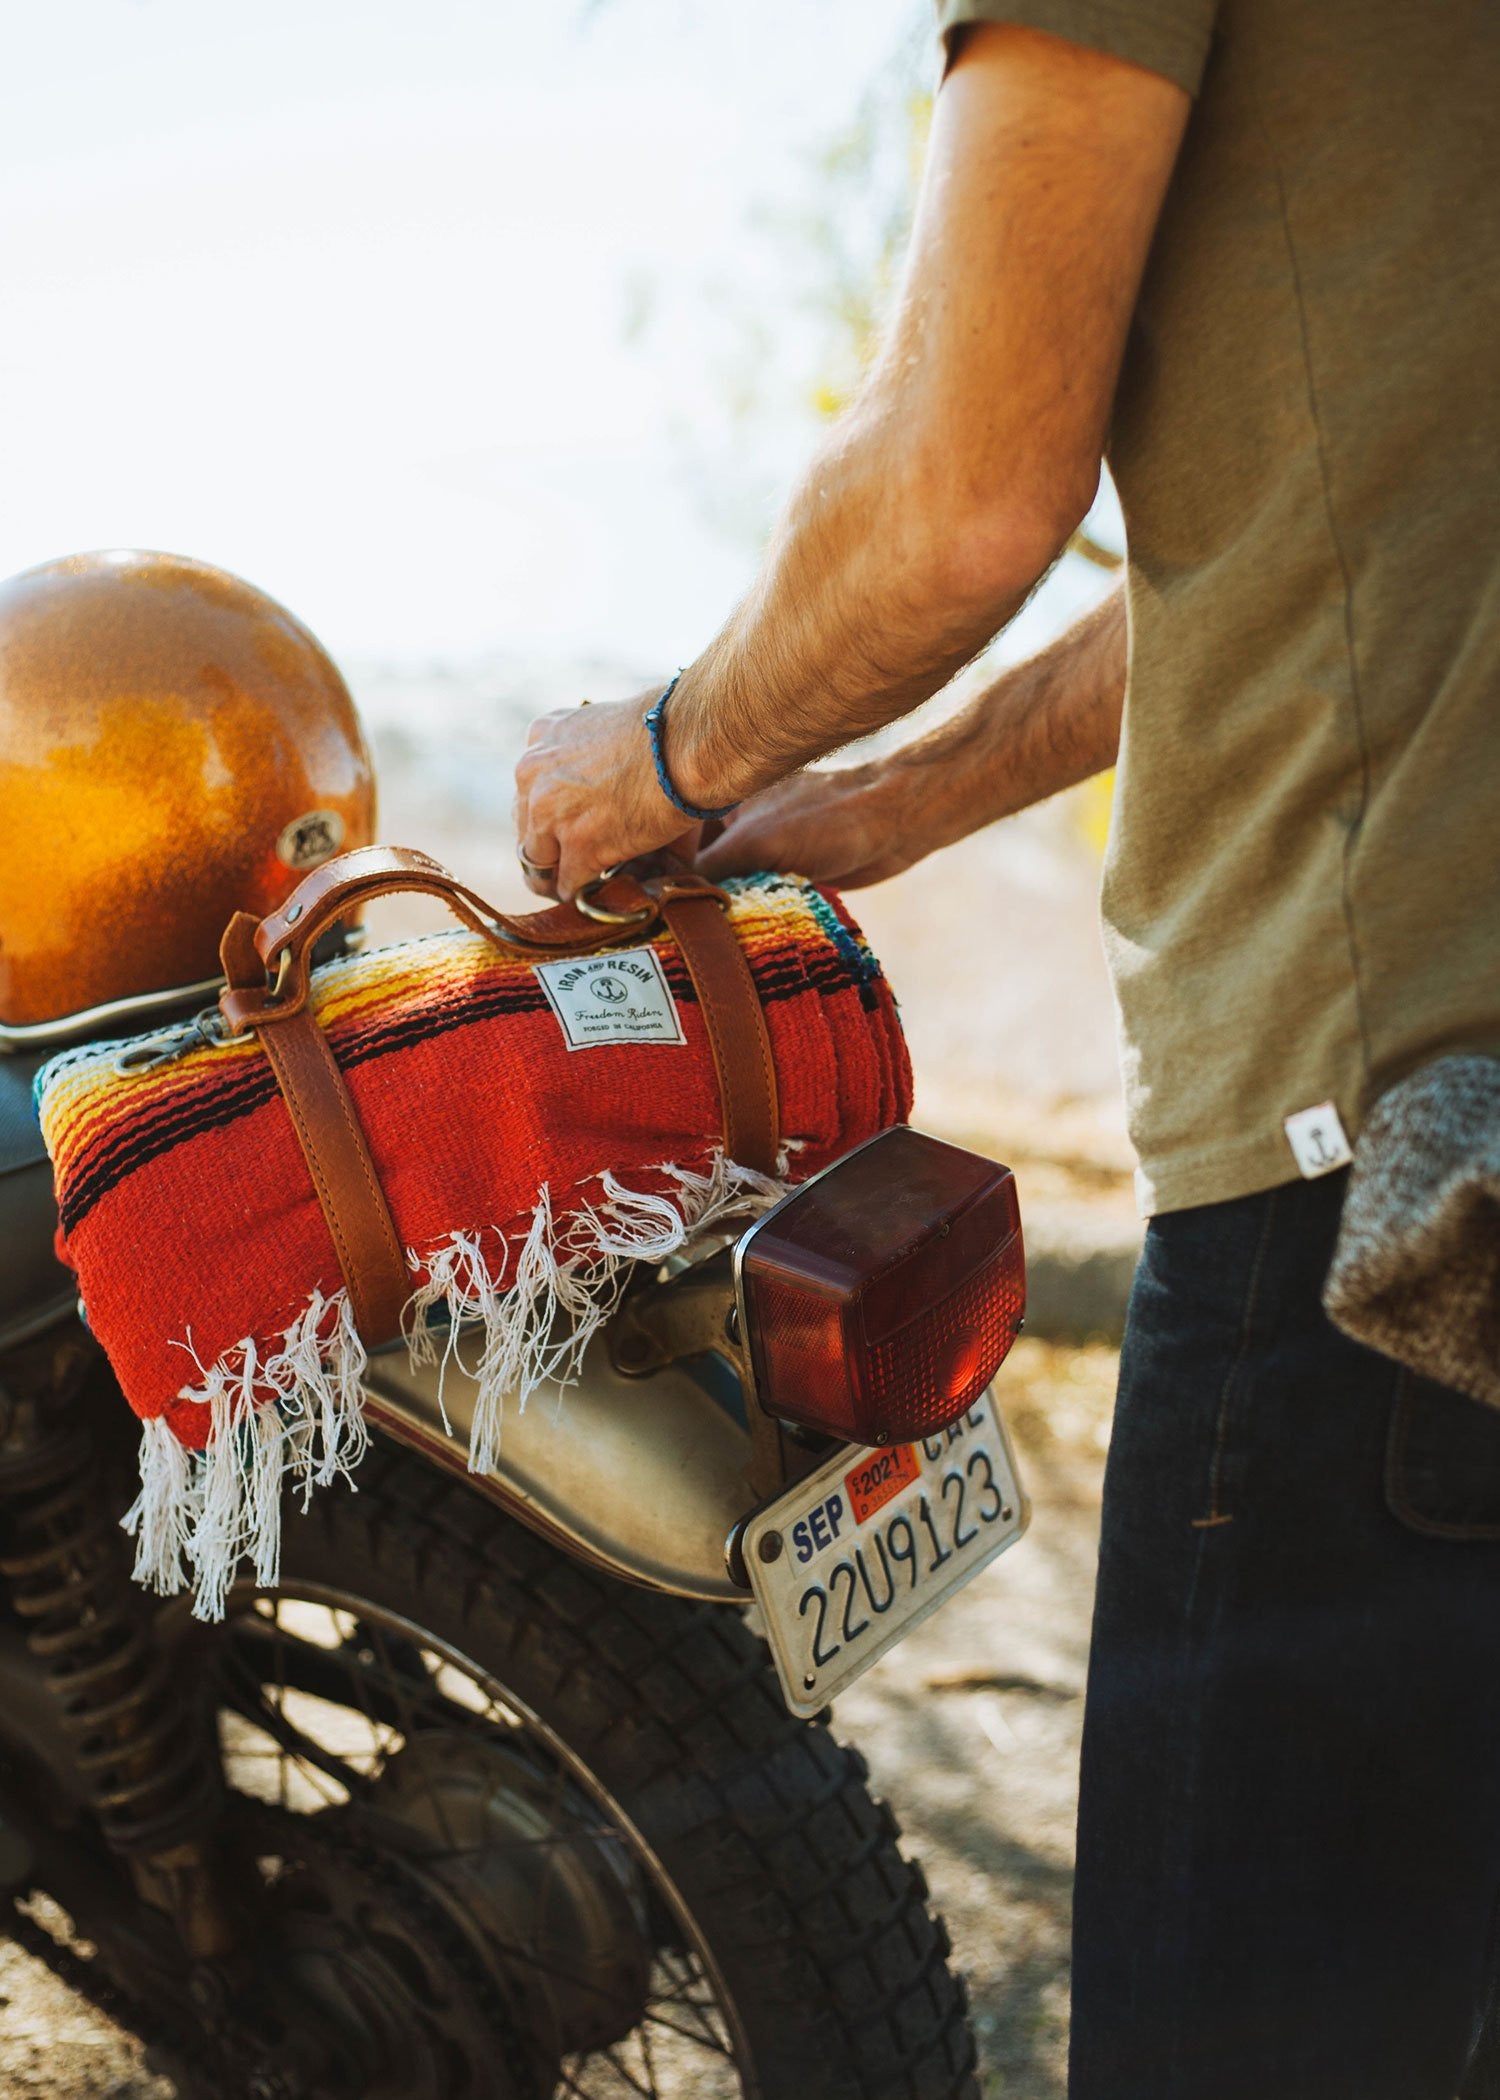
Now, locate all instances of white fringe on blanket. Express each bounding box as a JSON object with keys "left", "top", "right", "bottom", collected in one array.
[{"left": 124, "top": 1152, "right": 787, "bottom": 1621}]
